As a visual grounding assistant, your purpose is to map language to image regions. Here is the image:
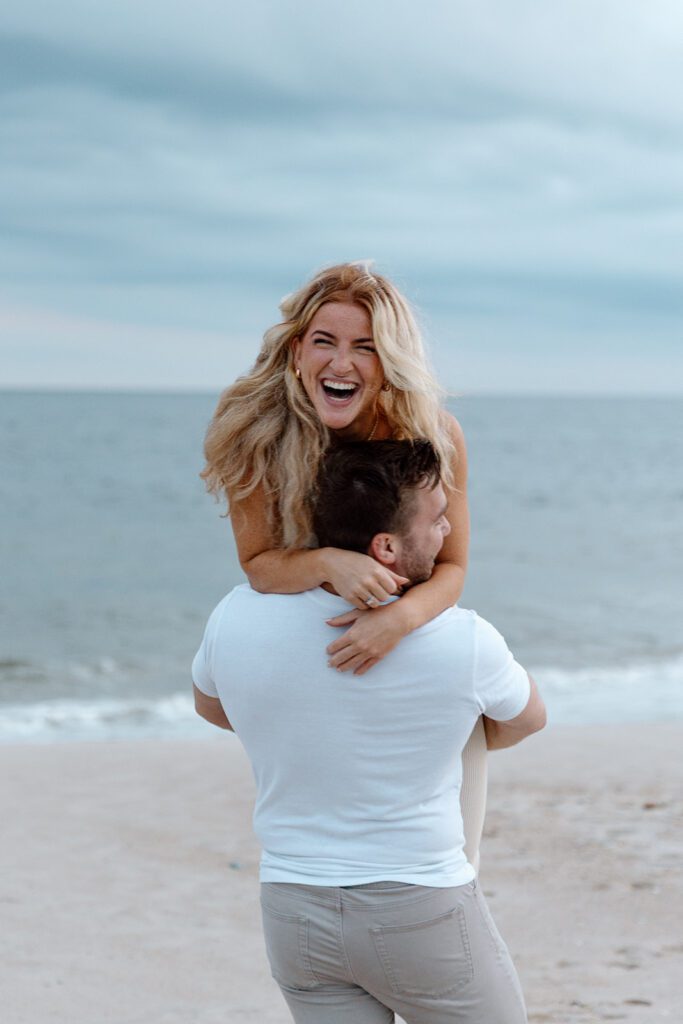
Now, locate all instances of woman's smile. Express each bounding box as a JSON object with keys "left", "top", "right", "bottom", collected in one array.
[{"left": 320, "top": 377, "right": 360, "bottom": 404}]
